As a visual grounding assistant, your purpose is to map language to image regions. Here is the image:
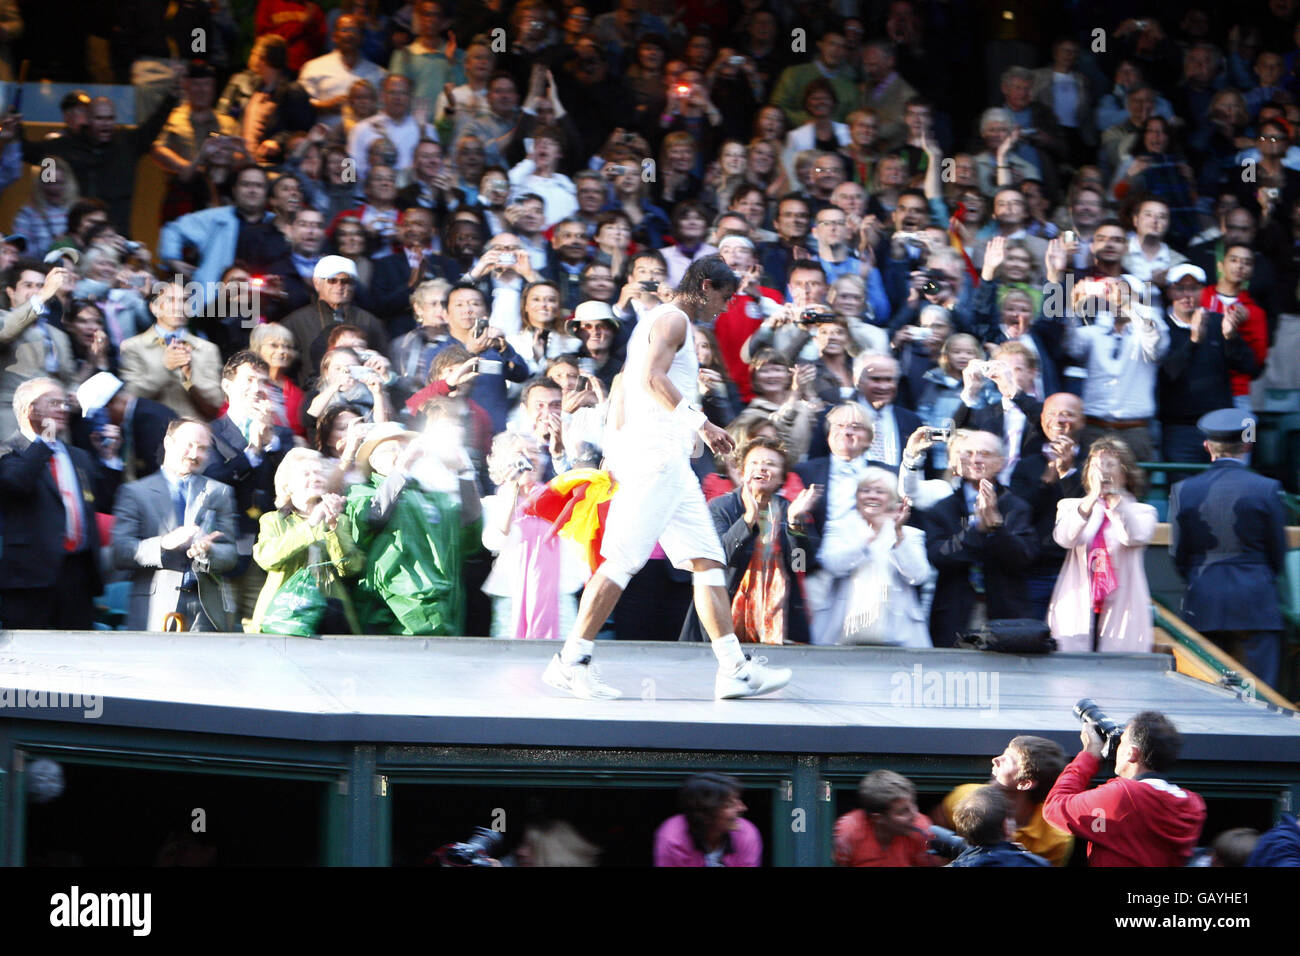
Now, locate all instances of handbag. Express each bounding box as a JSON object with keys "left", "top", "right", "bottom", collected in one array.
[
  {"left": 957, "top": 619, "right": 1057, "bottom": 654},
  {"left": 260, "top": 549, "right": 349, "bottom": 636}
]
